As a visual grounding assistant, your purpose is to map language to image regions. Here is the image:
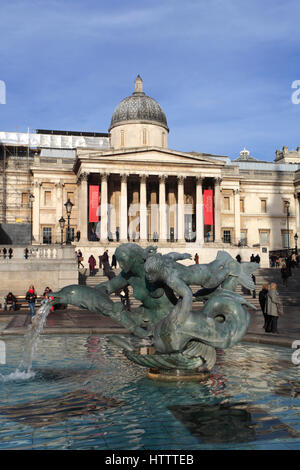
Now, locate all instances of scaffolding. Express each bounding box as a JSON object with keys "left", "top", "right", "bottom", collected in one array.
[{"left": 0, "top": 141, "right": 34, "bottom": 224}]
